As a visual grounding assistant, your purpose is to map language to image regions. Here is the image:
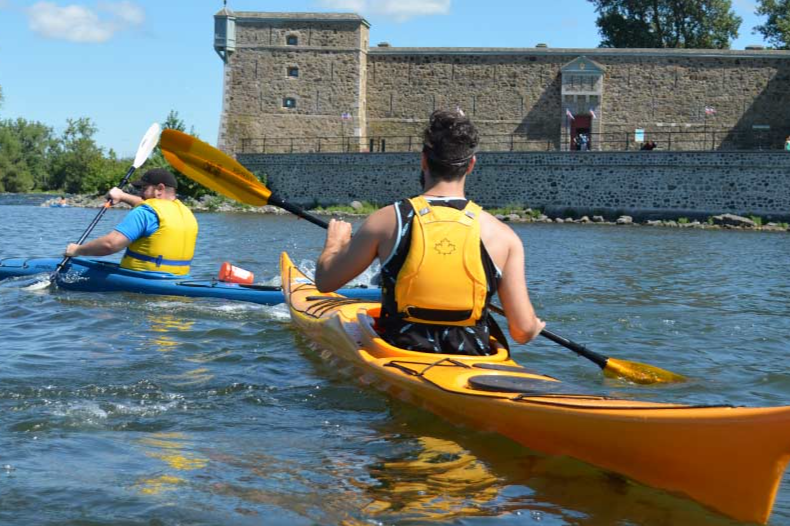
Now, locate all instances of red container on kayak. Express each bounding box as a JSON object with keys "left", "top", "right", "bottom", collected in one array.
[{"left": 218, "top": 262, "right": 254, "bottom": 284}]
